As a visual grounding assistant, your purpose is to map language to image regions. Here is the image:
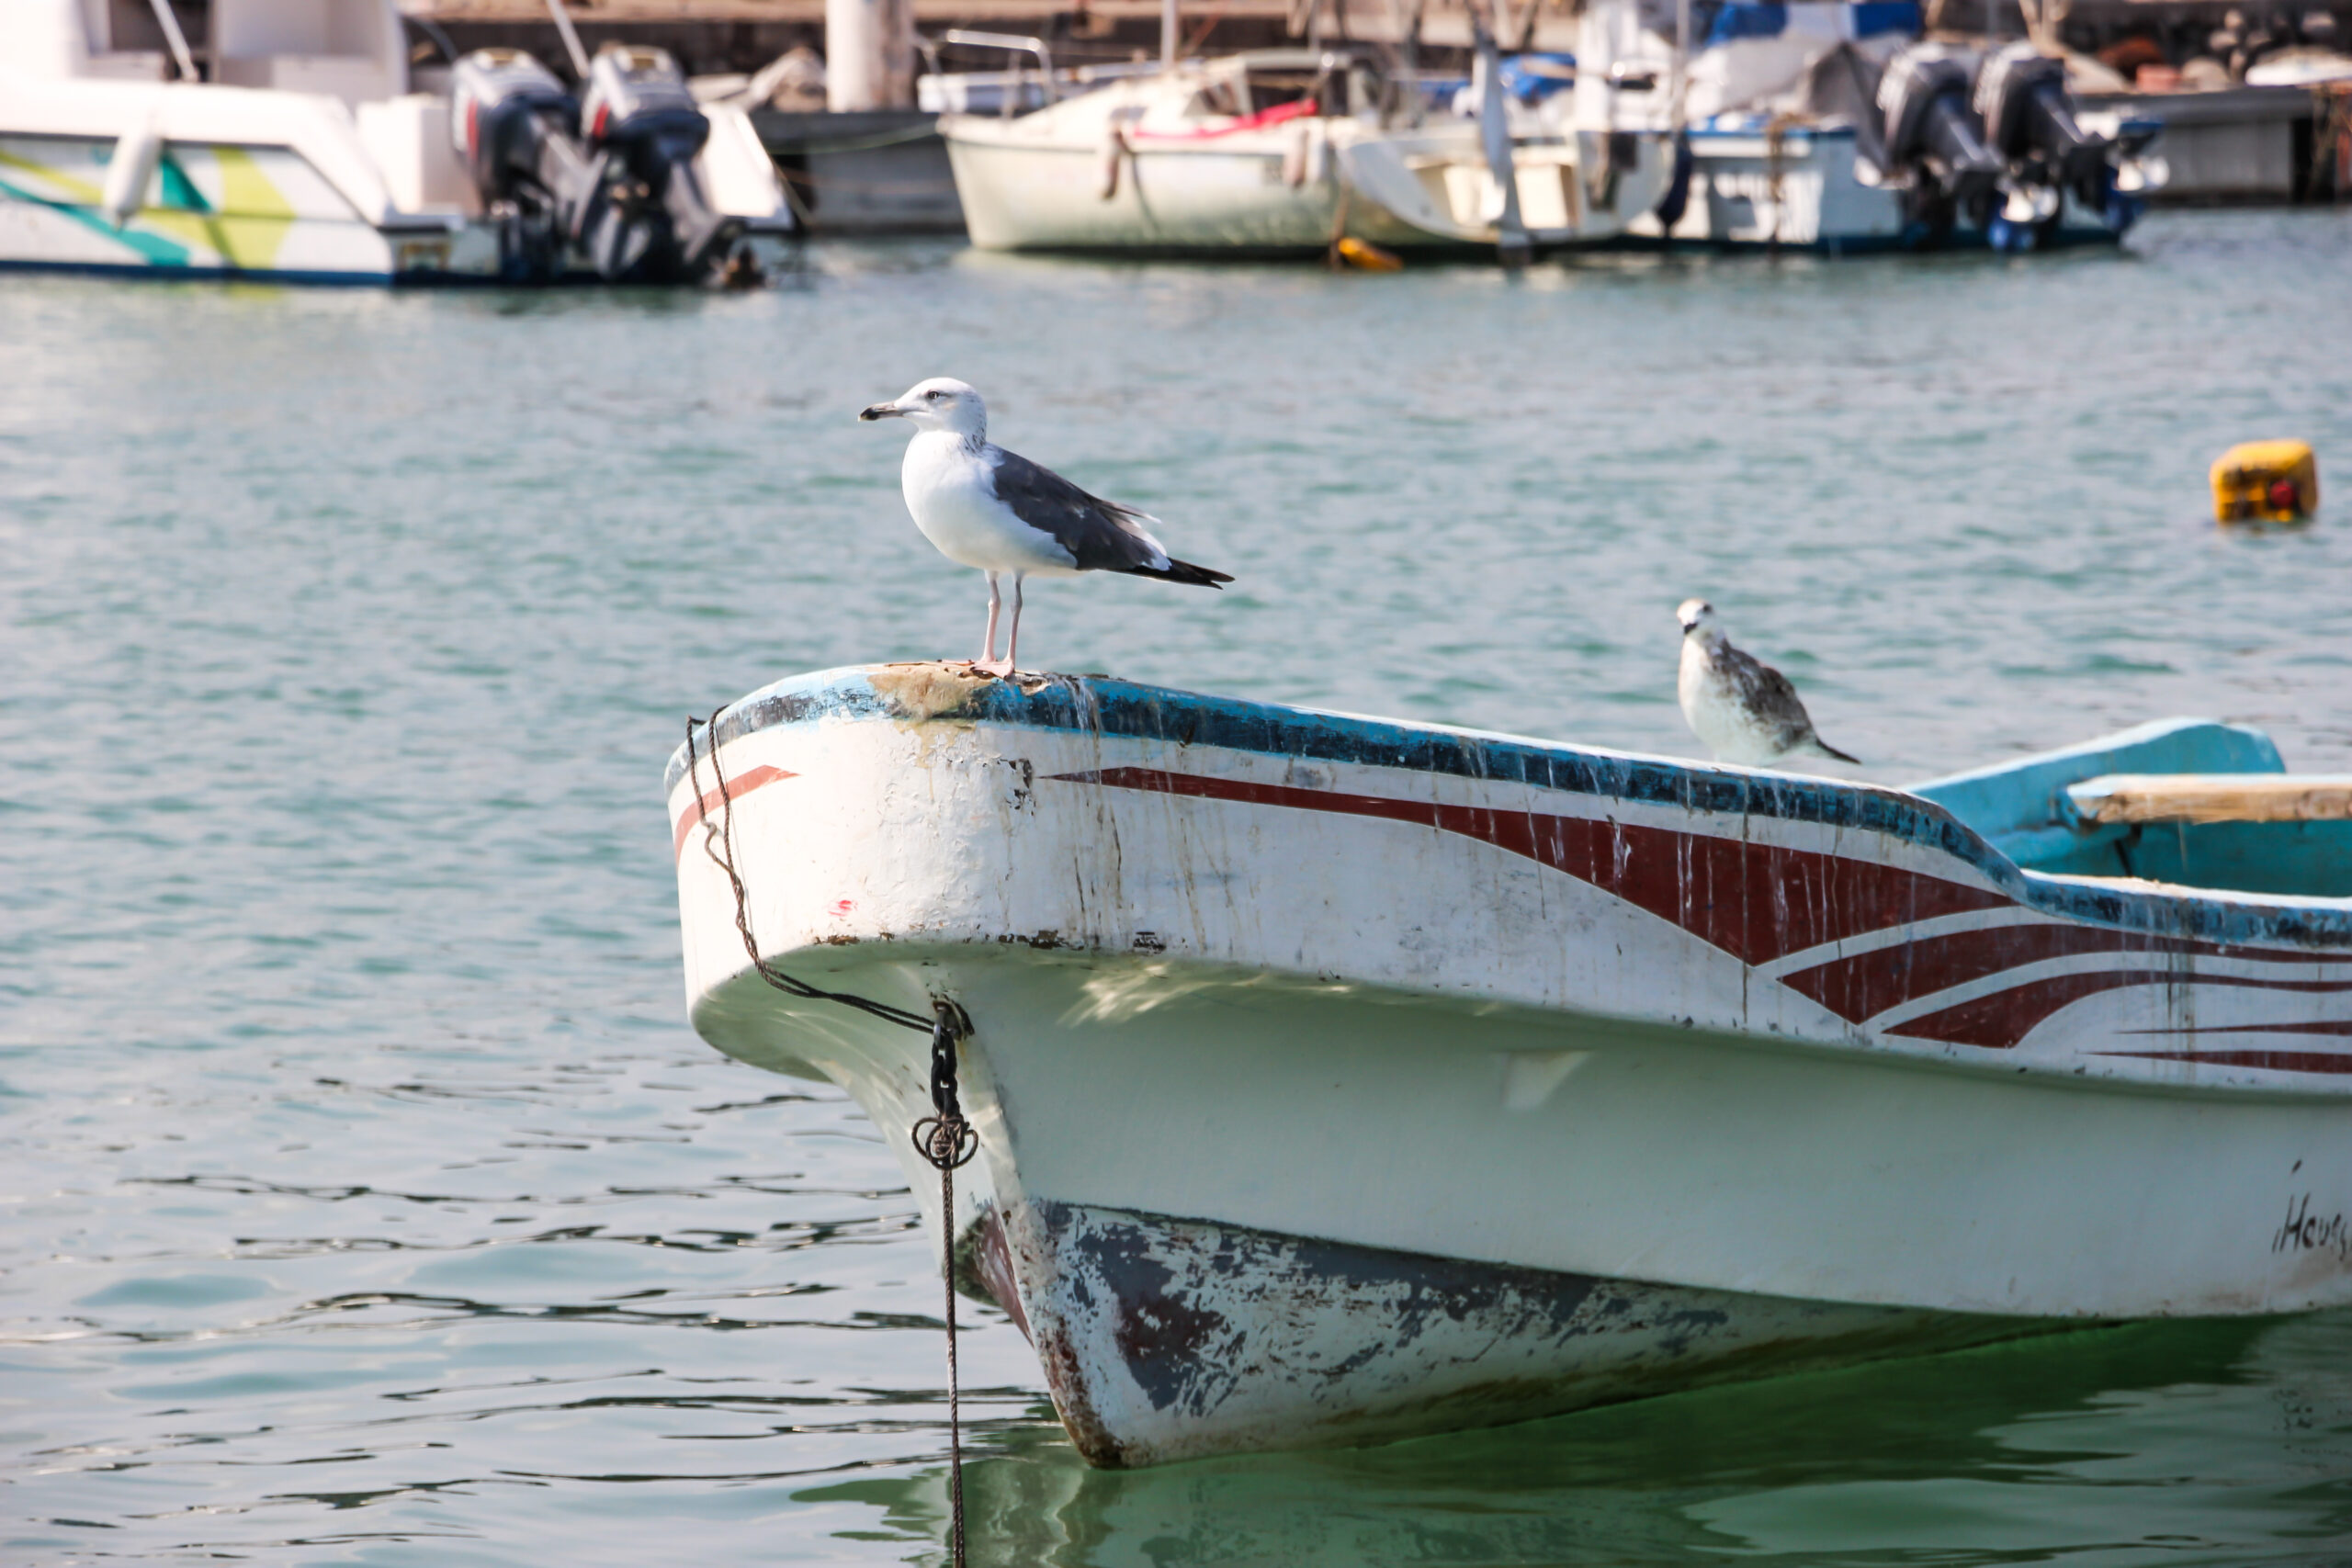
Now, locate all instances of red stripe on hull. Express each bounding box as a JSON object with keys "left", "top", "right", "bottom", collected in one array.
[
  {"left": 2101, "top": 1049, "right": 2352, "bottom": 1075},
  {"left": 2121, "top": 1021, "right": 2352, "bottom": 1037},
  {"left": 1784, "top": 924, "right": 2344, "bottom": 1025},
  {"left": 1057, "top": 767, "right": 2009, "bottom": 966},
  {"left": 1889, "top": 971, "right": 2352, "bottom": 1051},
  {"left": 673, "top": 764, "right": 795, "bottom": 859}
]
